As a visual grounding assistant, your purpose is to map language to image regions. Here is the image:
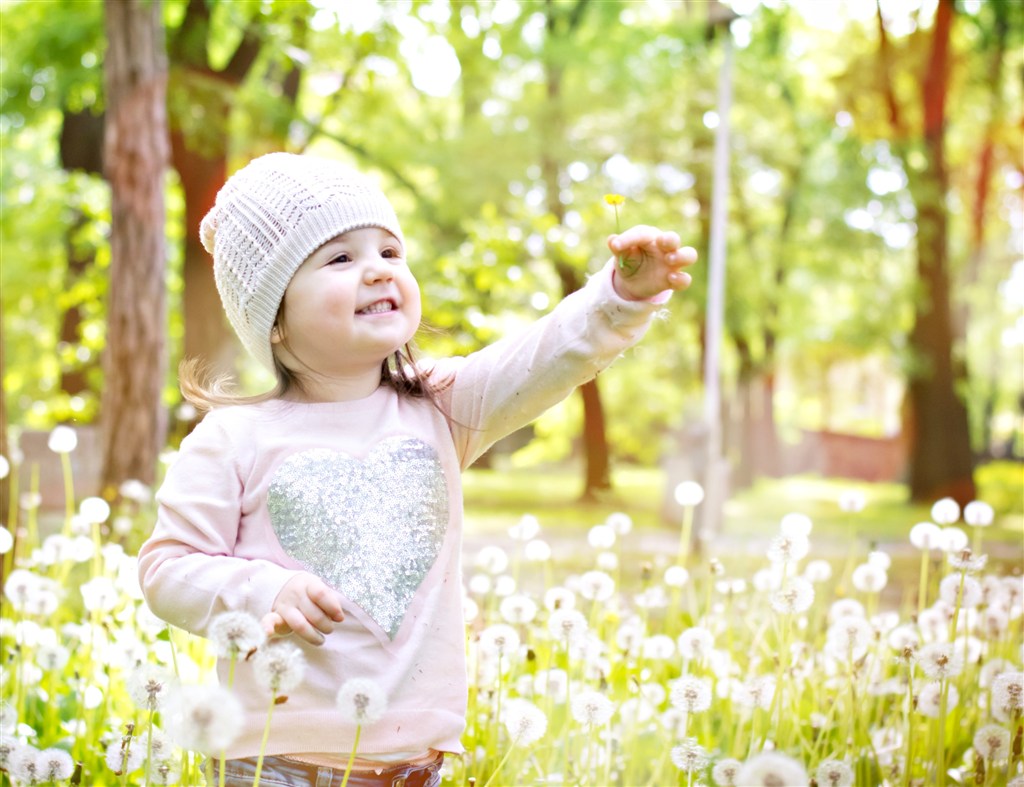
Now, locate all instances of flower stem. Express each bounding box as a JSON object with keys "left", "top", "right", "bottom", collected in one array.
[
  {"left": 917, "top": 549, "right": 930, "bottom": 619},
  {"left": 219, "top": 653, "right": 238, "bottom": 787},
  {"left": 481, "top": 743, "right": 515, "bottom": 787},
  {"left": 340, "top": 725, "right": 362, "bottom": 787},
  {"left": 251, "top": 692, "right": 277, "bottom": 787}
]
